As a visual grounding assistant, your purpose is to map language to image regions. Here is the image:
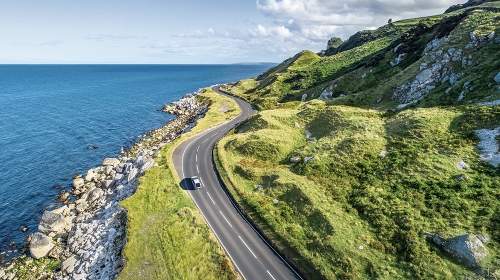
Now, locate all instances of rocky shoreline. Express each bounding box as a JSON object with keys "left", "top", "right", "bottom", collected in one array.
[{"left": 0, "top": 89, "right": 211, "bottom": 280}]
